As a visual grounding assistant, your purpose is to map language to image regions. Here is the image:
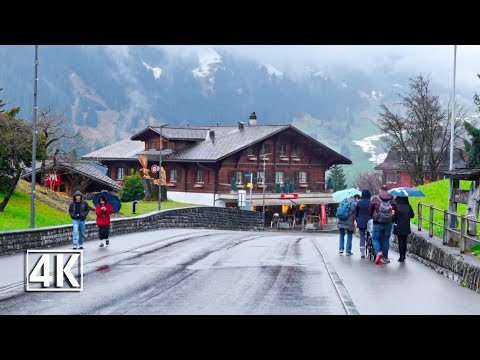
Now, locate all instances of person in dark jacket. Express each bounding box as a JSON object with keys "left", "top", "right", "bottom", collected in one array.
[
  {"left": 68, "top": 190, "right": 90, "bottom": 249},
  {"left": 368, "top": 185, "right": 398, "bottom": 264},
  {"left": 95, "top": 195, "right": 113, "bottom": 248},
  {"left": 355, "top": 189, "right": 372, "bottom": 259},
  {"left": 337, "top": 196, "right": 357, "bottom": 255},
  {"left": 393, "top": 196, "right": 415, "bottom": 262}
]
